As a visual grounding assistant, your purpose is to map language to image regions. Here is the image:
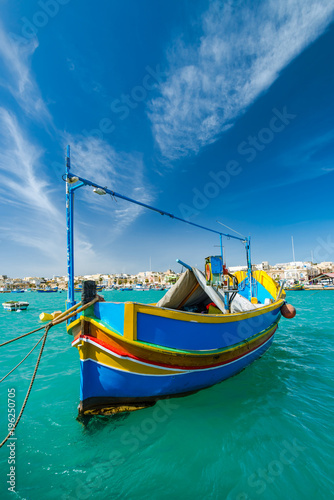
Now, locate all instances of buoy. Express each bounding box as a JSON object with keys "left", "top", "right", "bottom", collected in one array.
[
  {"left": 281, "top": 303, "right": 296, "bottom": 319},
  {"left": 40, "top": 310, "right": 63, "bottom": 321},
  {"left": 39, "top": 312, "right": 53, "bottom": 322},
  {"left": 52, "top": 311, "right": 62, "bottom": 319}
]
